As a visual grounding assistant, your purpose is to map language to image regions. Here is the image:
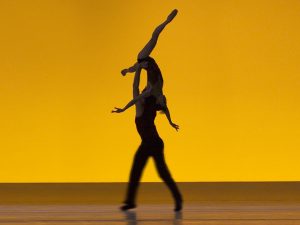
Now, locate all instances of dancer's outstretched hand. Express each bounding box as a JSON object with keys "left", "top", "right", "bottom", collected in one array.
[
  {"left": 121, "top": 69, "right": 127, "bottom": 76},
  {"left": 170, "top": 122, "right": 179, "bottom": 131},
  {"left": 111, "top": 107, "right": 124, "bottom": 113}
]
